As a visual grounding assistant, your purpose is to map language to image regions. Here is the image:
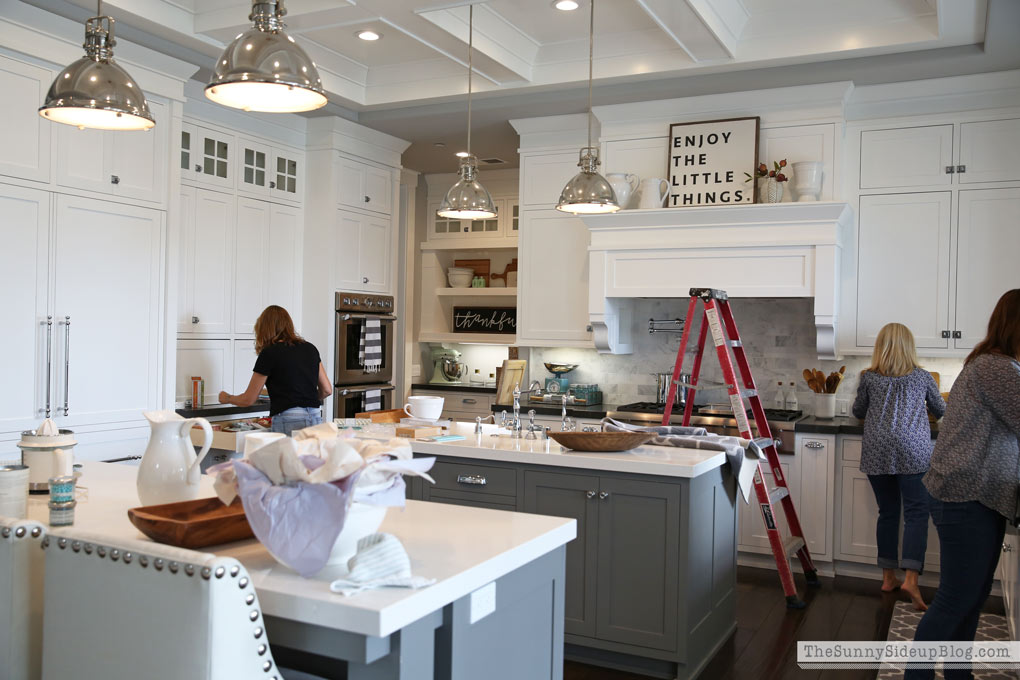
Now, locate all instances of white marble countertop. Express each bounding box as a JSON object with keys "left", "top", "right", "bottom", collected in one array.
[
  {"left": 407, "top": 423, "right": 728, "bottom": 478},
  {"left": 27, "top": 462, "right": 576, "bottom": 638}
]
